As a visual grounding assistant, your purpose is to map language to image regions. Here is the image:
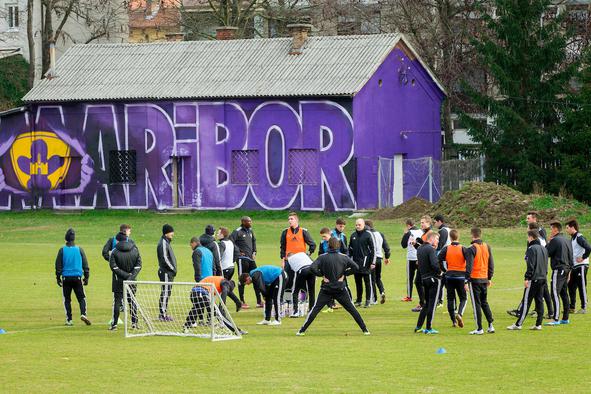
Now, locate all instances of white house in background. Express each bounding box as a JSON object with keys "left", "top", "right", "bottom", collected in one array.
[{"left": 0, "top": 0, "right": 128, "bottom": 83}]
